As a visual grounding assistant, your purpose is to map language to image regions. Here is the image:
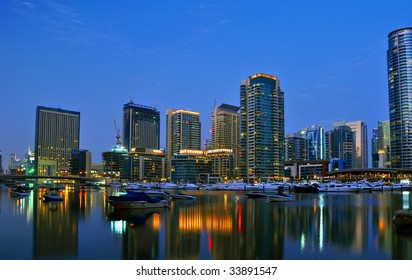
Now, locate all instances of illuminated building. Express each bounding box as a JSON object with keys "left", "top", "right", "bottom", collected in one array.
[
  {"left": 298, "top": 125, "right": 325, "bottom": 160},
  {"left": 325, "top": 125, "right": 354, "bottom": 169},
  {"left": 206, "top": 149, "right": 235, "bottom": 180},
  {"left": 121, "top": 148, "right": 165, "bottom": 181},
  {"left": 69, "top": 149, "right": 91, "bottom": 177},
  {"left": 378, "top": 120, "right": 391, "bottom": 168},
  {"left": 123, "top": 101, "right": 160, "bottom": 151},
  {"left": 239, "top": 73, "right": 285, "bottom": 182},
  {"left": 387, "top": 27, "right": 412, "bottom": 168},
  {"left": 102, "top": 145, "right": 128, "bottom": 179},
  {"left": 285, "top": 133, "right": 306, "bottom": 161},
  {"left": 211, "top": 104, "right": 240, "bottom": 177},
  {"left": 170, "top": 150, "right": 211, "bottom": 183},
  {"left": 166, "top": 109, "right": 201, "bottom": 179},
  {"left": 333, "top": 120, "right": 368, "bottom": 168},
  {"left": 372, "top": 128, "right": 379, "bottom": 168},
  {"left": 34, "top": 106, "right": 80, "bottom": 176}
]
